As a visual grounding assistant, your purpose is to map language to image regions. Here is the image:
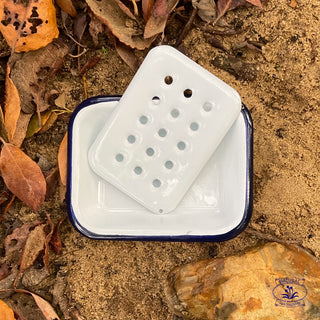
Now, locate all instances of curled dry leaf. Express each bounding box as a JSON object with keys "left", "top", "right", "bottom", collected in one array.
[
  {"left": 217, "top": 0, "right": 263, "bottom": 16},
  {"left": 88, "top": 10, "right": 104, "bottom": 46},
  {"left": 50, "top": 217, "right": 65, "bottom": 255},
  {"left": 44, "top": 212, "right": 54, "bottom": 268},
  {"left": 192, "top": 0, "right": 216, "bottom": 22},
  {"left": 142, "top": 0, "right": 154, "bottom": 22},
  {"left": 0, "top": 299, "right": 16, "bottom": 320},
  {"left": 144, "top": 0, "right": 168, "bottom": 39},
  {"left": 144, "top": 0, "right": 178, "bottom": 39},
  {"left": 0, "top": 0, "right": 59, "bottom": 52},
  {"left": 19, "top": 224, "right": 46, "bottom": 274},
  {"left": 4, "top": 66, "right": 20, "bottom": 143},
  {"left": 4, "top": 221, "right": 42, "bottom": 262},
  {"left": 58, "top": 133, "right": 68, "bottom": 186},
  {"left": 0, "top": 143, "right": 46, "bottom": 211},
  {"left": 86, "top": 0, "right": 154, "bottom": 49},
  {"left": 11, "top": 112, "right": 32, "bottom": 147},
  {"left": 0, "top": 105, "right": 8, "bottom": 143},
  {"left": 55, "top": 0, "right": 77, "bottom": 18},
  {"left": 0, "top": 289, "right": 60, "bottom": 320},
  {"left": 26, "top": 111, "right": 57, "bottom": 138},
  {"left": 114, "top": 39, "right": 139, "bottom": 72},
  {"left": 45, "top": 167, "right": 60, "bottom": 200},
  {"left": 0, "top": 263, "right": 10, "bottom": 281},
  {"left": 8, "top": 39, "right": 69, "bottom": 114}
]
